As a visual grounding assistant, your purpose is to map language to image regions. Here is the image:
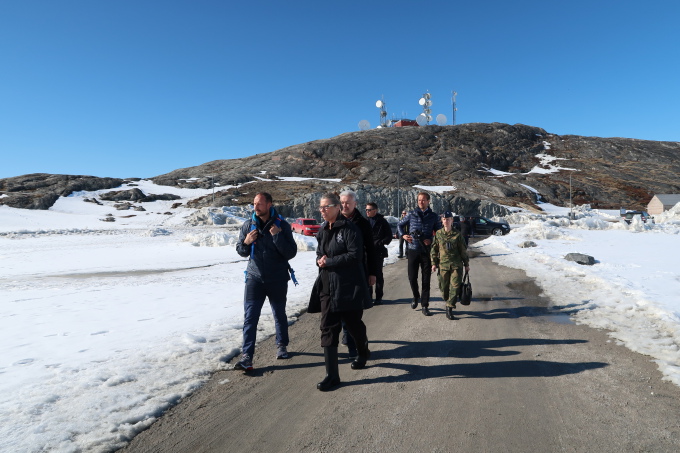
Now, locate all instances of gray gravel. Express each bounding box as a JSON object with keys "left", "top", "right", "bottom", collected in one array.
[{"left": 123, "top": 245, "right": 680, "bottom": 453}]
